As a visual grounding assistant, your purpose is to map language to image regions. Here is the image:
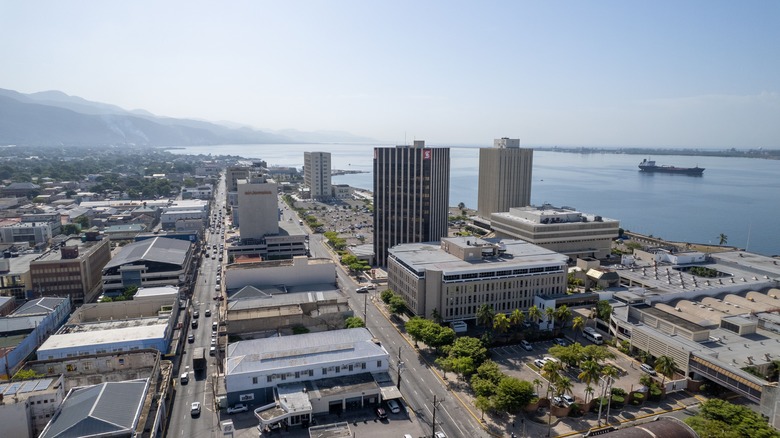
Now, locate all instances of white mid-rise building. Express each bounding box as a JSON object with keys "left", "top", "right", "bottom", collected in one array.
[
  {"left": 237, "top": 177, "right": 279, "bottom": 241},
  {"left": 304, "top": 152, "right": 332, "bottom": 200}
]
